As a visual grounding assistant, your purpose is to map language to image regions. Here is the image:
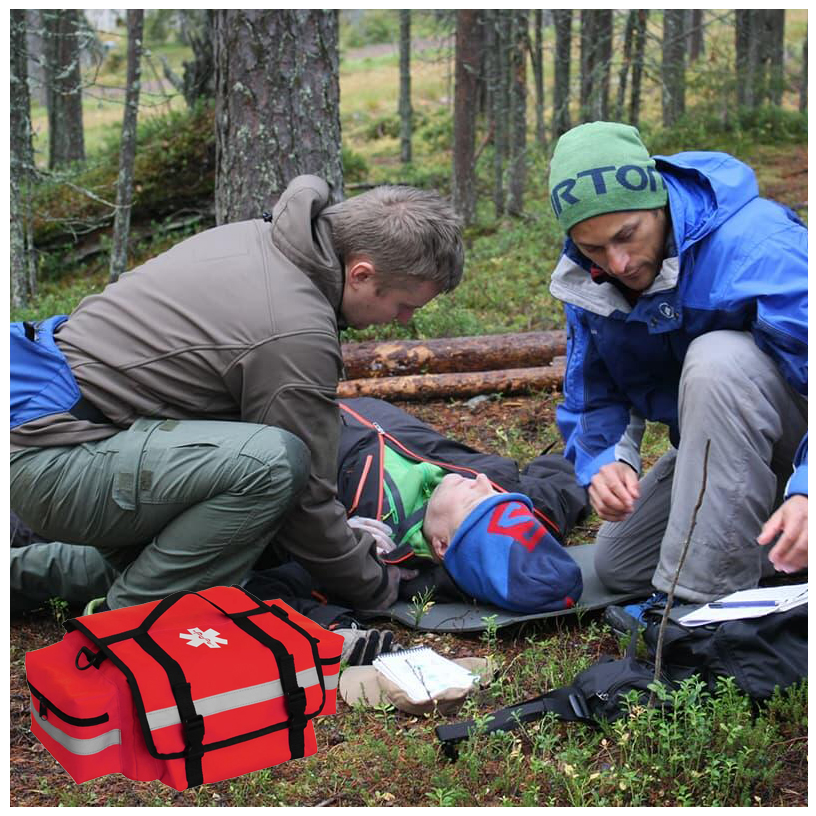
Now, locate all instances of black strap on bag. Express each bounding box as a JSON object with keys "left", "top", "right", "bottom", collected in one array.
[
  {"left": 437, "top": 604, "right": 809, "bottom": 759},
  {"left": 64, "top": 589, "right": 314, "bottom": 786},
  {"left": 436, "top": 620, "right": 672, "bottom": 759},
  {"left": 436, "top": 686, "right": 593, "bottom": 759}
]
